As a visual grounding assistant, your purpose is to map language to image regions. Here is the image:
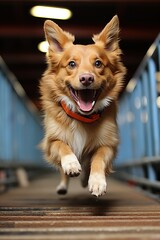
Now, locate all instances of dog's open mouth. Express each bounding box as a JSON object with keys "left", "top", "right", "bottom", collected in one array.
[{"left": 69, "top": 87, "right": 101, "bottom": 112}]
